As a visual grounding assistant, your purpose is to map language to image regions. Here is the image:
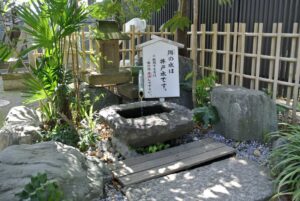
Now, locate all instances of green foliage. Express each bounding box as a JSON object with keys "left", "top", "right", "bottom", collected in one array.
[
  {"left": 136, "top": 143, "right": 170, "bottom": 154},
  {"left": 162, "top": 12, "right": 190, "bottom": 32},
  {"left": 88, "top": 0, "right": 167, "bottom": 24},
  {"left": 268, "top": 124, "right": 300, "bottom": 201},
  {"left": 15, "top": 173, "right": 64, "bottom": 201},
  {"left": 186, "top": 74, "right": 218, "bottom": 128},
  {"left": 193, "top": 105, "right": 219, "bottom": 129},
  {"left": 195, "top": 74, "right": 216, "bottom": 107},
  {"left": 78, "top": 128, "right": 97, "bottom": 152},
  {"left": 0, "top": 42, "right": 13, "bottom": 62},
  {"left": 18, "top": 0, "right": 88, "bottom": 129},
  {"left": 43, "top": 124, "right": 79, "bottom": 147}
]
